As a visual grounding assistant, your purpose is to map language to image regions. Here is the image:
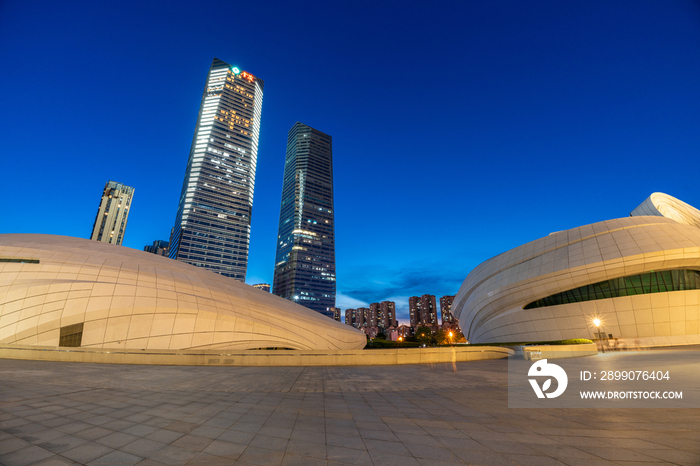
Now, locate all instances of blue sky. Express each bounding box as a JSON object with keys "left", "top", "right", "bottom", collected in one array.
[{"left": 1, "top": 0, "right": 699, "bottom": 322}]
